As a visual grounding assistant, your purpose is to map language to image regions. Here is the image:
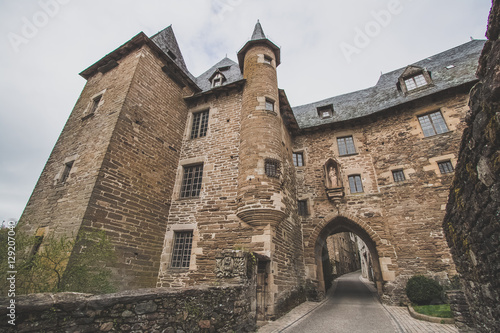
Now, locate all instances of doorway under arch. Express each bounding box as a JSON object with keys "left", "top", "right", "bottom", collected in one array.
[{"left": 310, "top": 215, "right": 387, "bottom": 297}]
